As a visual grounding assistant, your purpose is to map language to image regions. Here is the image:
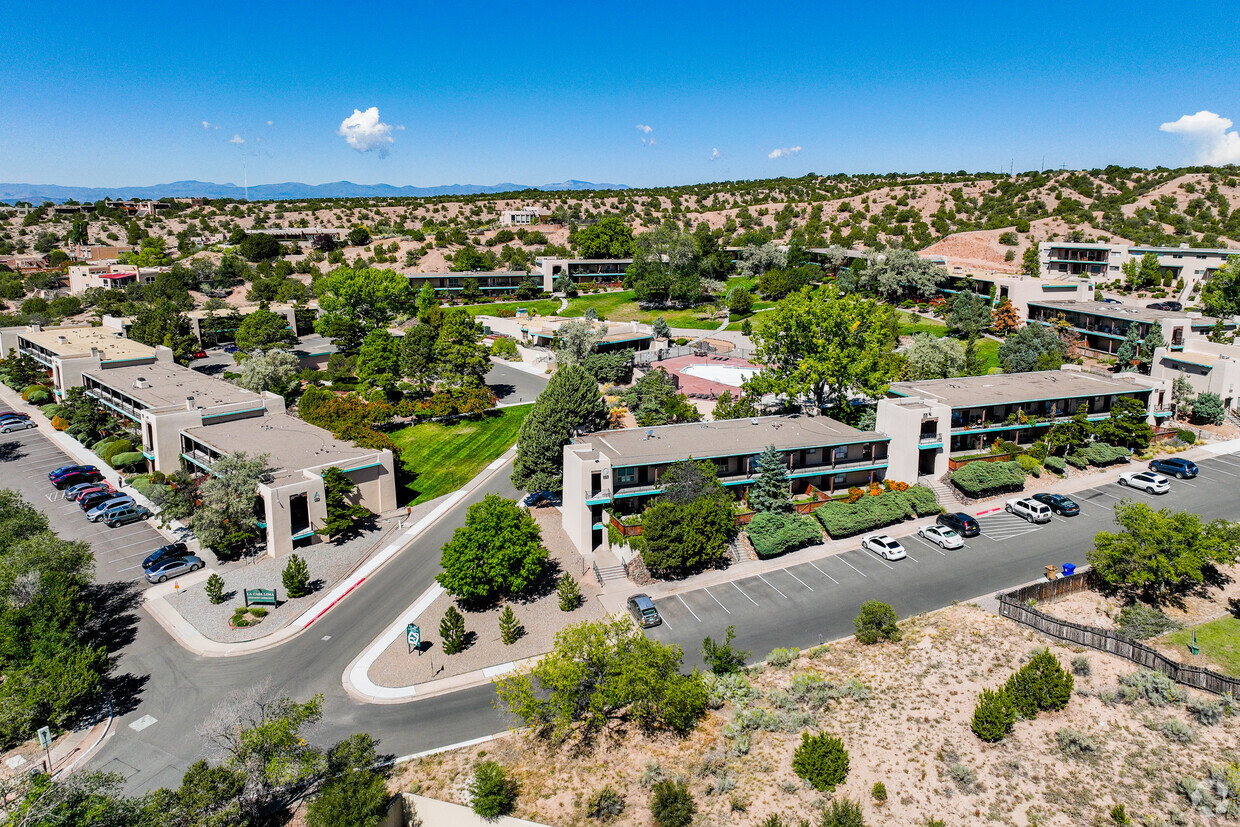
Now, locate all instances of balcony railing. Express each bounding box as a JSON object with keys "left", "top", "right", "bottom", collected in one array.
[{"left": 918, "top": 433, "right": 941, "bottom": 443}]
